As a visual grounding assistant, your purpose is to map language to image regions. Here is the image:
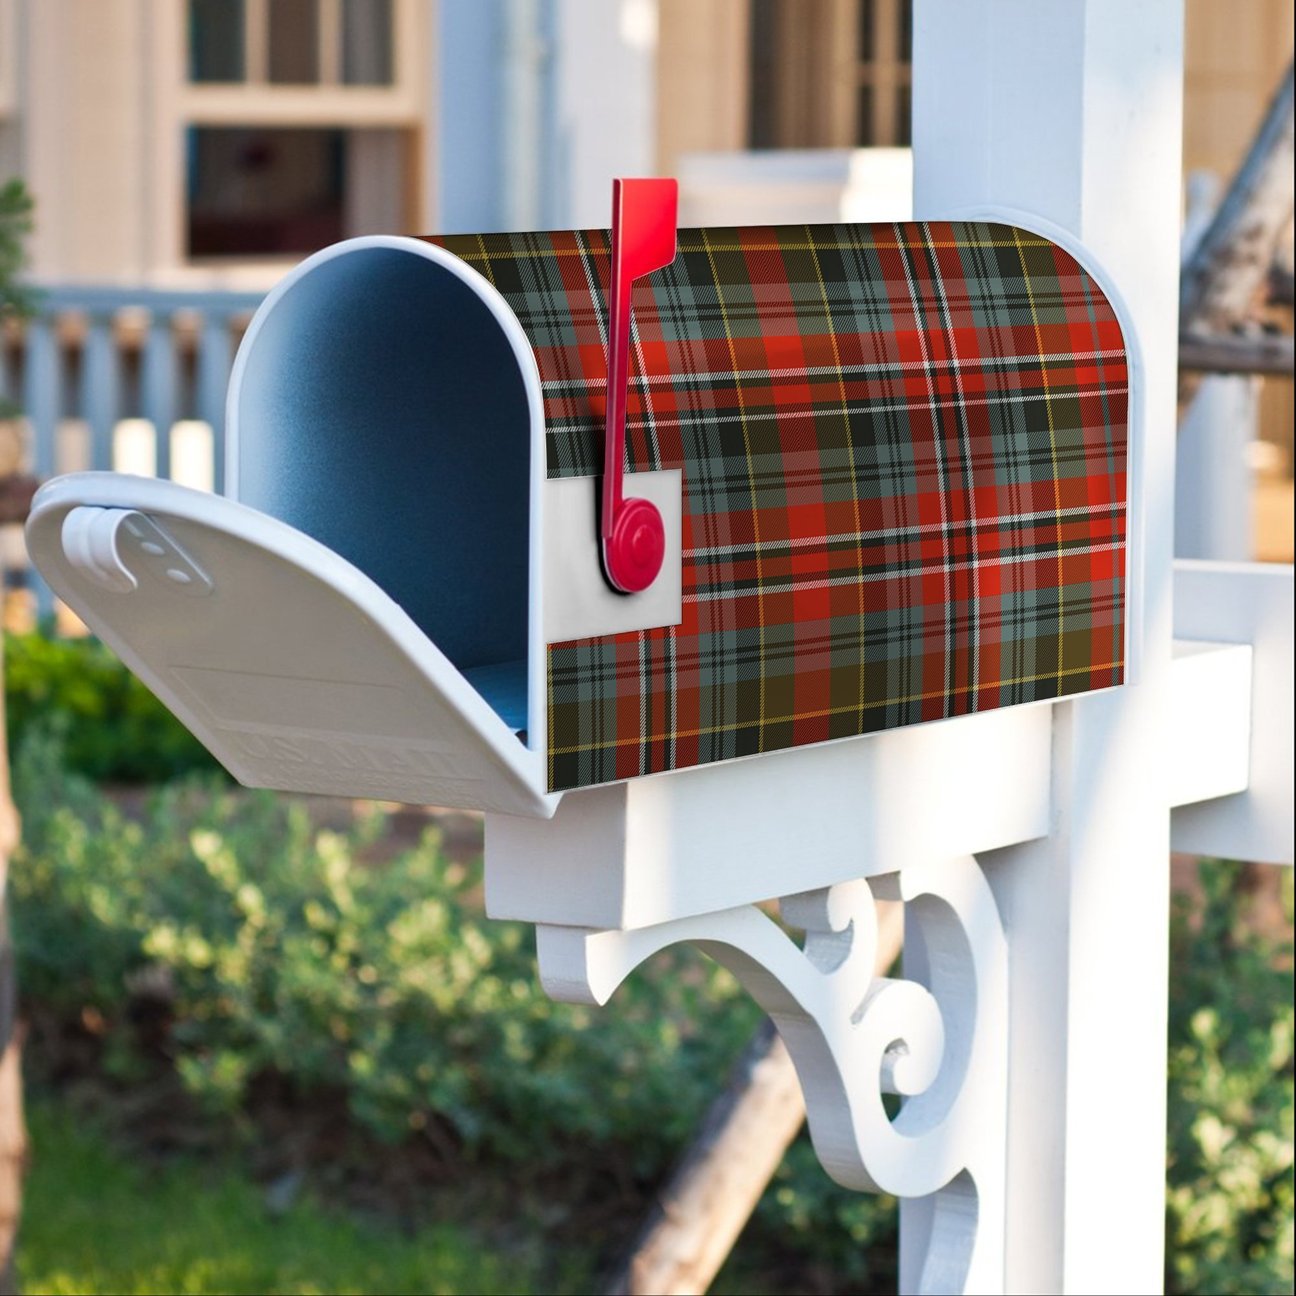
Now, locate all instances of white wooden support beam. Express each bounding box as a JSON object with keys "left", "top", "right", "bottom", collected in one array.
[
  {"left": 1175, "top": 378, "right": 1259, "bottom": 562},
  {"left": 536, "top": 859, "right": 1009, "bottom": 1293},
  {"left": 1167, "top": 641, "right": 1252, "bottom": 810},
  {"left": 1171, "top": 561, "right": 1295, "bottom": 865},
  {"left": 486, "top": 704, "right": 1051, "bottom": 930},
  {"left": 913, "top": 3, "right": 1184, "bottom": 1292}
]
